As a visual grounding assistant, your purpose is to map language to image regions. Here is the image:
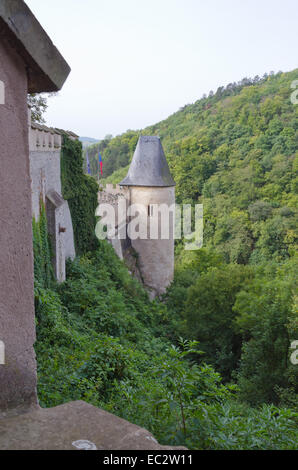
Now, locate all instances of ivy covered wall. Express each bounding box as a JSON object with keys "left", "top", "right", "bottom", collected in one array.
[
  {"left": 60, "top": 134, "right": 99, "bottom": 255},
  {"left": 32, "top": 202, "right": 54, "bottom": 289}
]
